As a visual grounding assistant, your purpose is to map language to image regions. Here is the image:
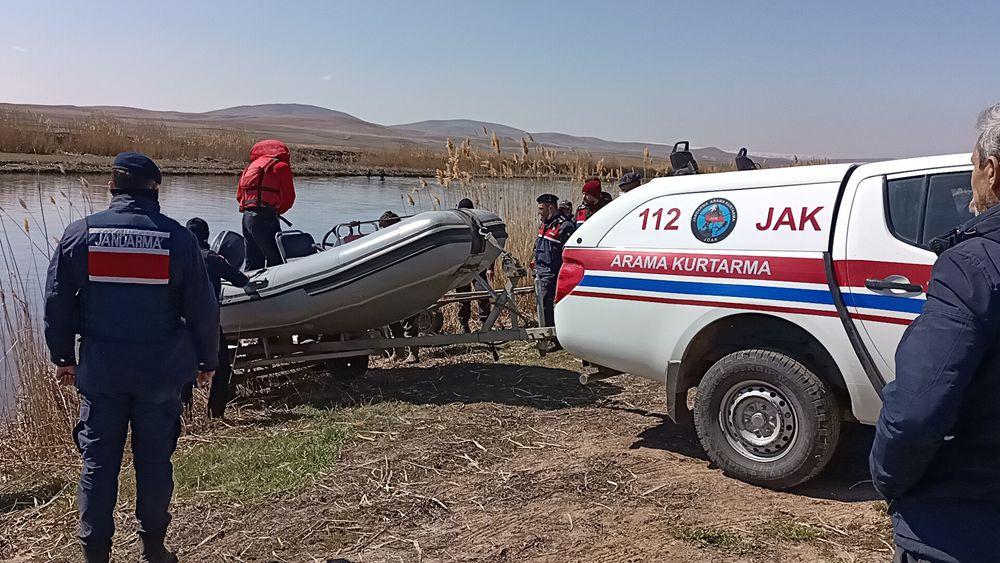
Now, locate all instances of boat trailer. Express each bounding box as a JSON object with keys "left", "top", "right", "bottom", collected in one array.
[{"left": 230, "top": 253, "right": 556, "bottom": 379}]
